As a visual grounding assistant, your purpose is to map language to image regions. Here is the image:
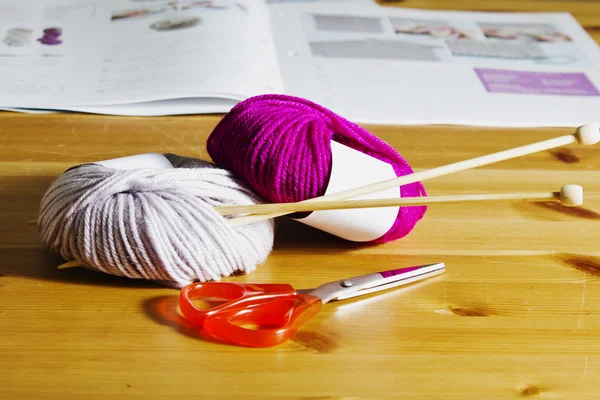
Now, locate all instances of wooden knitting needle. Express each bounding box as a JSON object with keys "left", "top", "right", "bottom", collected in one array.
[
  {"left": 216, "top": 185, "right": 583, "bottom": 215},
  {"left": 30, "top": 184, "right": 584, "bottom": 231},
  {"left": 228, "top": 124, "right": 600, "bottom": 227},
  {"left": 53, "top": 185, "right": 583, "bottom": 271}
]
